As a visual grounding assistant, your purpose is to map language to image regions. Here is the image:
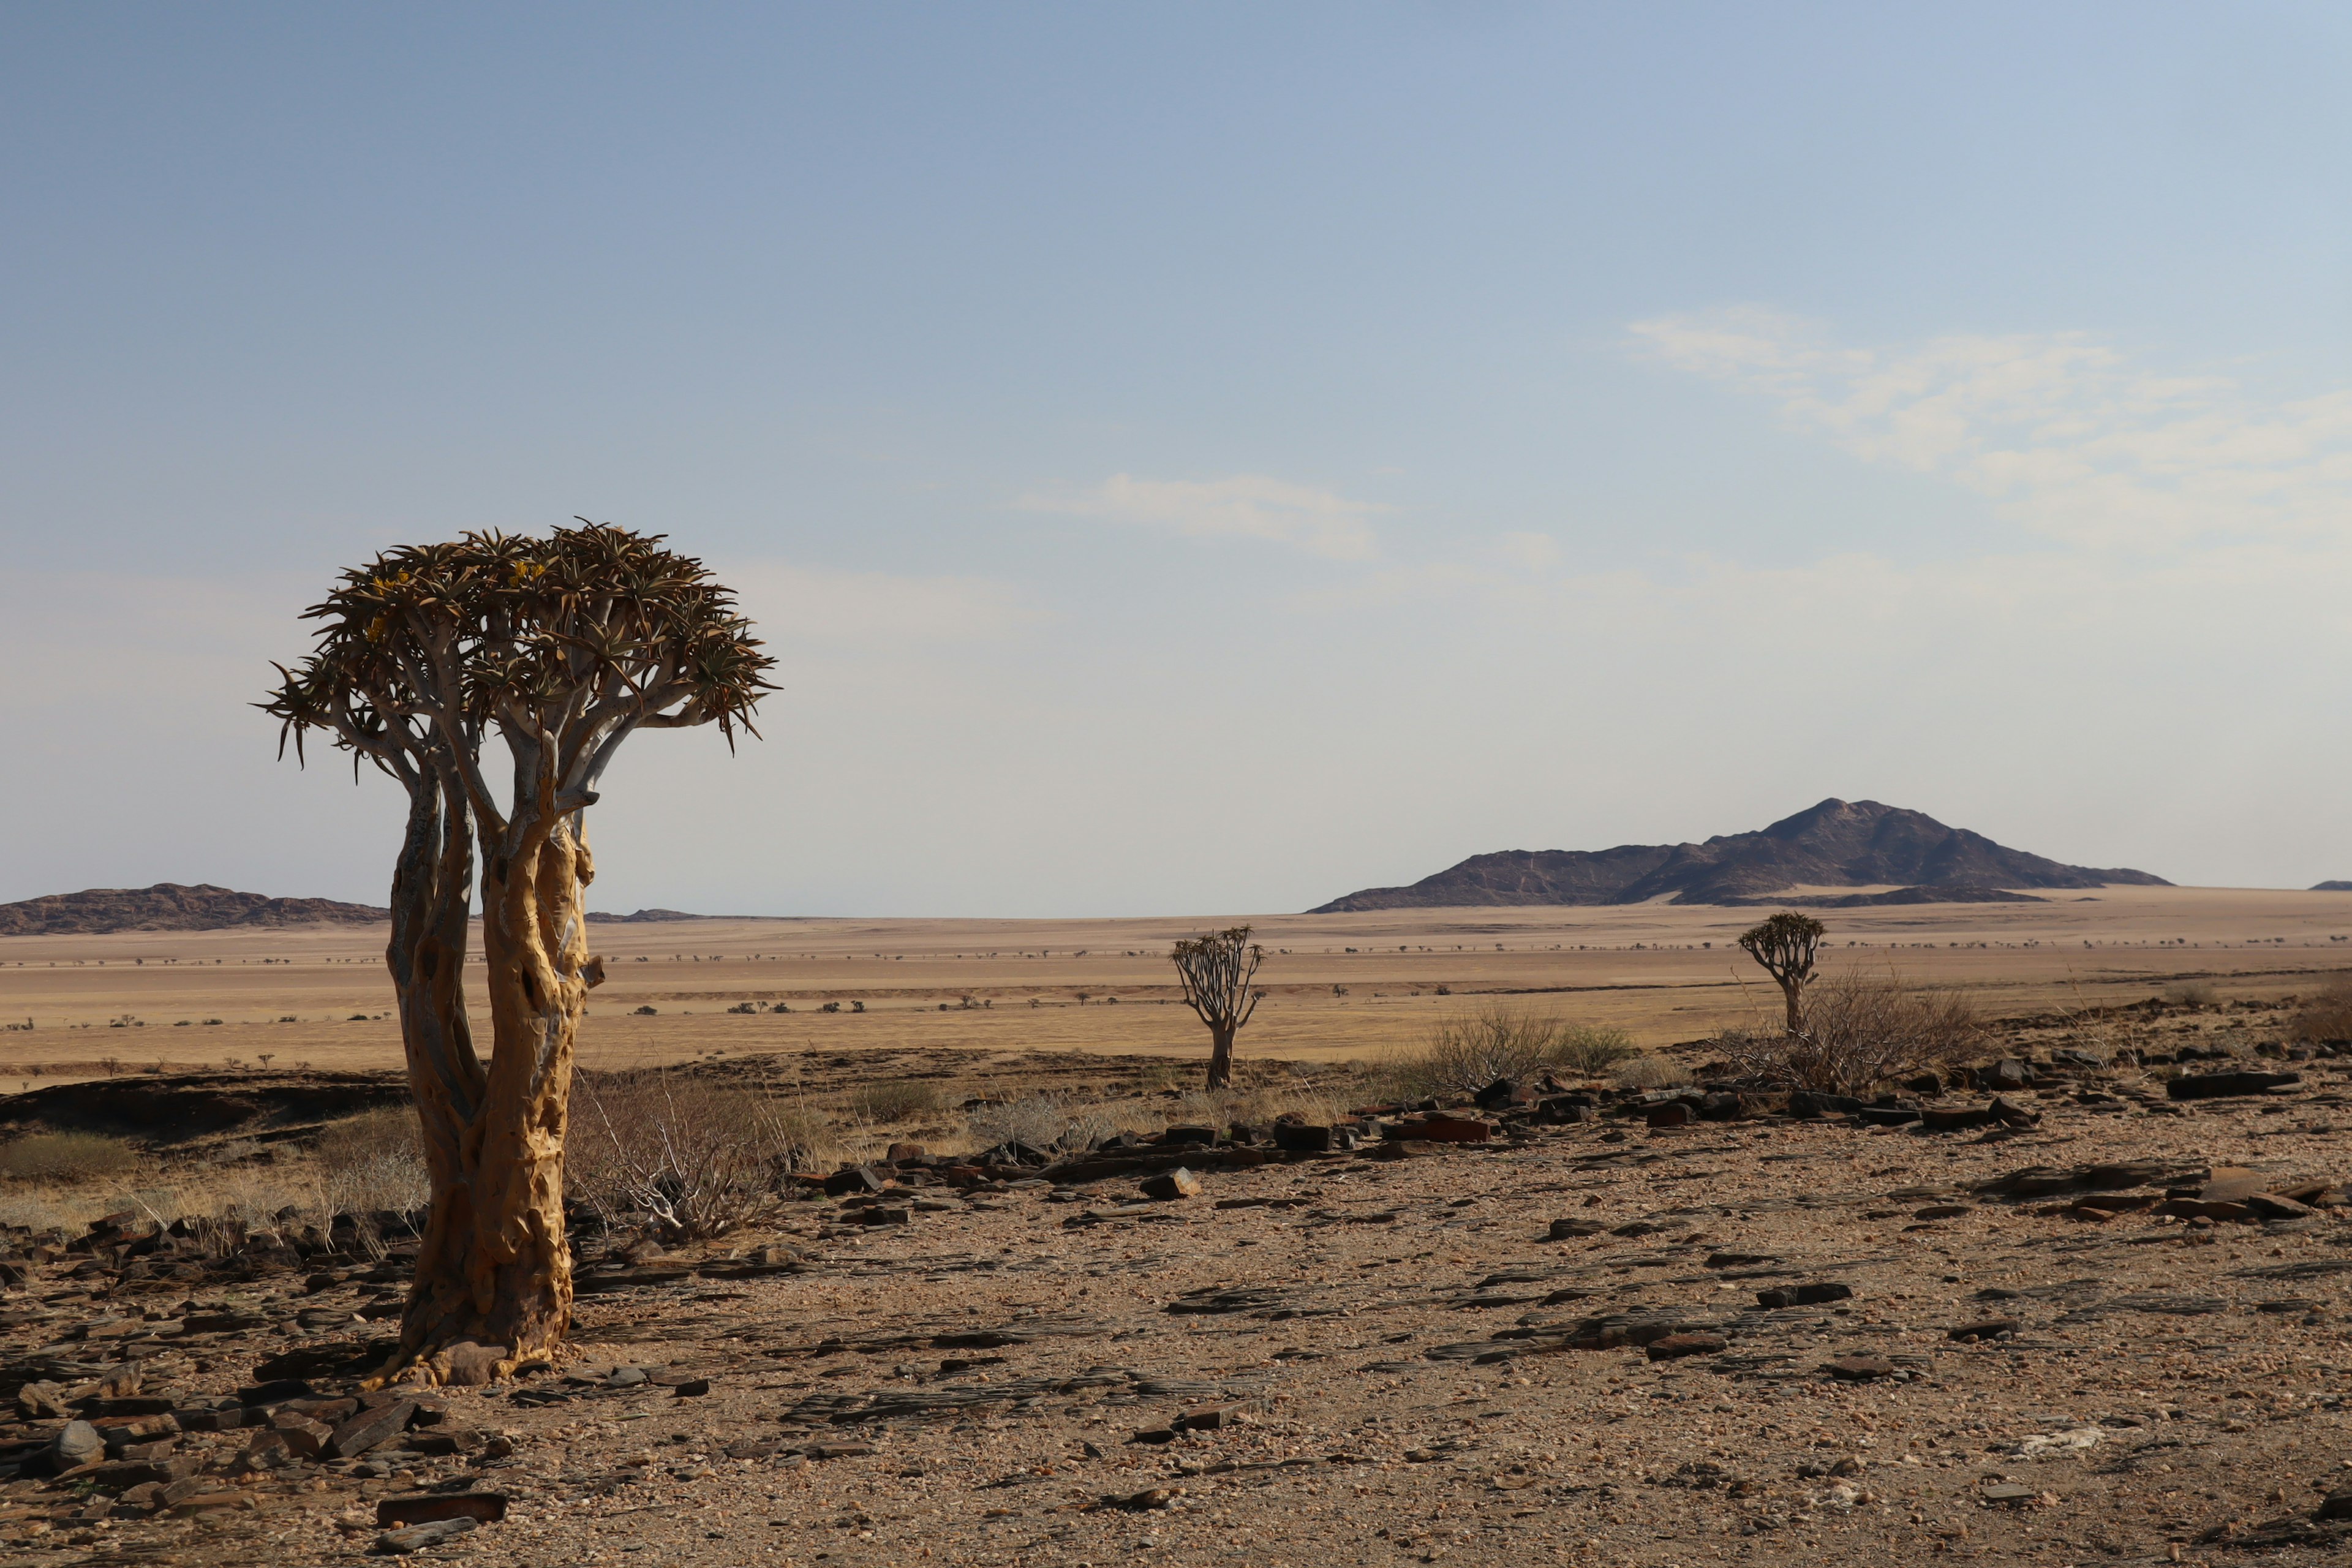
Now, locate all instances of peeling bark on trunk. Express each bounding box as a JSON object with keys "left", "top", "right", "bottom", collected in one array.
[
  {"left": 391, "top": 805, "right": 596, "bottom": 1386},
  {"left": 1778, "top": 980, "right": 1805, "bottom": 1038}
]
